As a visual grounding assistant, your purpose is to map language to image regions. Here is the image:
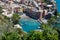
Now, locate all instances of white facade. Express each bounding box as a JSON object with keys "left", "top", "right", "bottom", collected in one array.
[{"left": 13, "top": 0, "right": 21, "bottom": 2}]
